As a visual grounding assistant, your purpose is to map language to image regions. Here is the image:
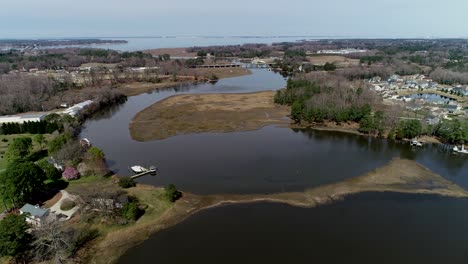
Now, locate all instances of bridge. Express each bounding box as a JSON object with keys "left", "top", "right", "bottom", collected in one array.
[
  {"left": 196, "top": 64, "right": 241, "bottom": 69},
  {"left": 195, "top": 63, "right": 275, "bottom": 69},
  {"left": 243, "top": 63, "right": 275, "bottom": 68}
]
